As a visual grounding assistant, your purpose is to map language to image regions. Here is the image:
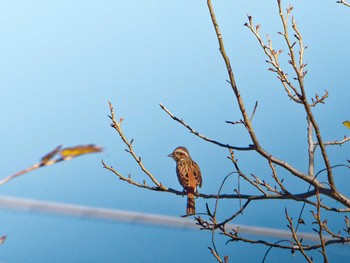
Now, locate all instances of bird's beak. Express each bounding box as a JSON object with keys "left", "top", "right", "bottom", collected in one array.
[{"left": 168, "top": 153, "right": 173, "bottom": 158}]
